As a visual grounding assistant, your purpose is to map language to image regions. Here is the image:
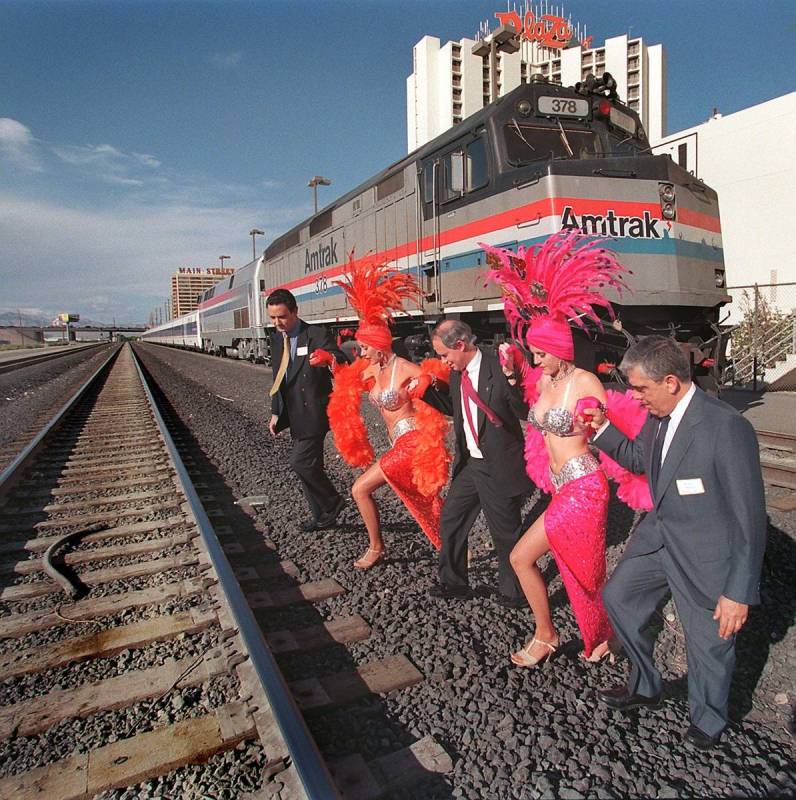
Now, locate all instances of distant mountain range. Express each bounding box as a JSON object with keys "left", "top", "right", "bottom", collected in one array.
[{"left": 0, "top": 311, "right": 143, "bottom": 328}]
